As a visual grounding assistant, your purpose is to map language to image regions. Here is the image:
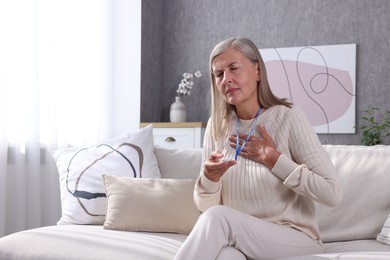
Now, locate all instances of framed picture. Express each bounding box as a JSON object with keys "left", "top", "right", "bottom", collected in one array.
[{"left": 260, "top": 44, "right": 356, "bottom": 134}]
